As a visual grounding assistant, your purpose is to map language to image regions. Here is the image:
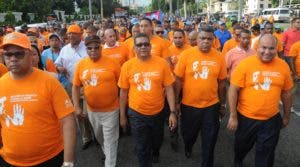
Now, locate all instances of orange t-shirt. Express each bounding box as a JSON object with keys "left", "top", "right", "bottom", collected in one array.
[
  {"left": 124, "top": 37, "right": 135, "bottom": 59},
  {"left": 73, "top": 56, "right": 120, "bottom": 111},
  {"left": 253, "top": 35, "right": 283, "bottom": 52},
  {"left": 45, "top": 58, "right": 57, "bottom": 73},
  {"left": 169, "top": 44, "right": 191, "bottom": 68},
  {"left": 273, "top": 32, "right": 283, "bottom": 42},
  {"left": 289, "top": 41, "right": 300, "bottom": 76},
  {"left": 231, "top": 55, "right": 293, "bottom": 120},
  {"left": 102, "top": 43, "right": 129, "bottom": 66},
  {"left": 212, "top": 37, "right": 221, "bottom": 50},
  {"left": 221, "top": 38, "right": 239, "bottom": 57},
  {"left": 150, "top": 36, "right": 171, "bottom": 59},
  {"left": 0, "top": 63, "right": 8, "bottom": 77},
  {"left": 0, "top": 68, "right": 74, "bottom": 166},
  {"left": 118, "top": 56, "right": 175, "bottom": 115},
  {"left": 174, "top": 47, "right": 227, "bottom": 108}
]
